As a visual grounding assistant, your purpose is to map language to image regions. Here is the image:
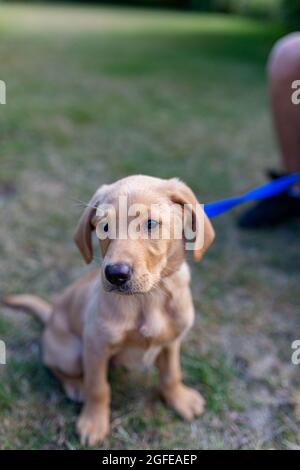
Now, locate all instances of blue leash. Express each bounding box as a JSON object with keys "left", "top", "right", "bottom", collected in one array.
[{"left": 204, "top": 172, "right": 300, "bottom": 218}]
